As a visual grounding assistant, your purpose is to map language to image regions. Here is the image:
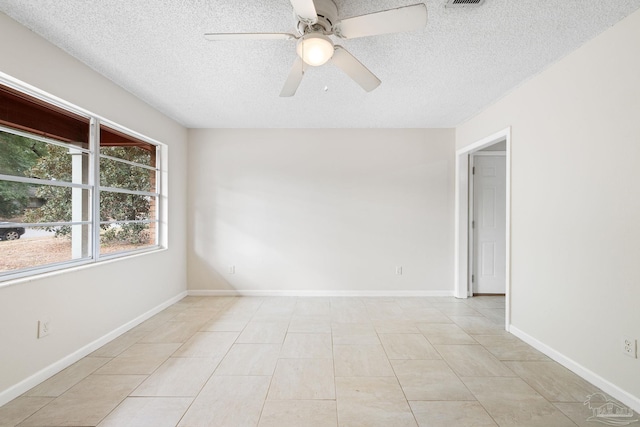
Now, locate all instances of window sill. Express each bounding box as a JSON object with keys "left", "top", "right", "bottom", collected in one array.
[{"left": 0, "top": 246, "right": 167, "bottom": 290}]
